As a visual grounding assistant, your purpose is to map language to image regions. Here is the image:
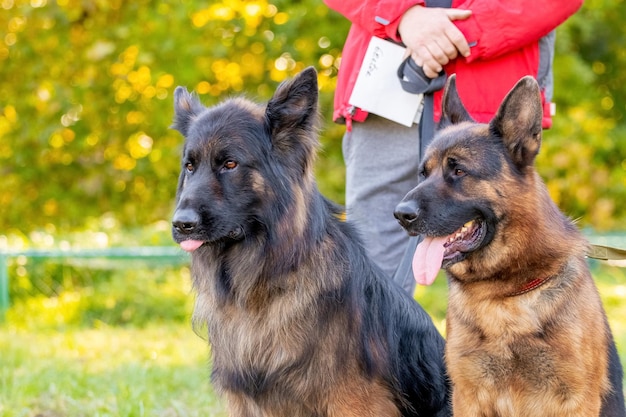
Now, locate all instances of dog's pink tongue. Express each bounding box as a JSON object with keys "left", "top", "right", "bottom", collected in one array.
[
  {"left": 412, "top": 236, "right": 447, "bottom": 285},
  {"left": 180, "top": 240, "right": 204, "bottom": 252}
]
